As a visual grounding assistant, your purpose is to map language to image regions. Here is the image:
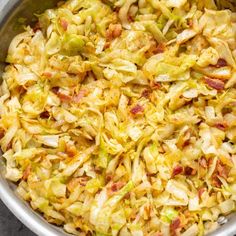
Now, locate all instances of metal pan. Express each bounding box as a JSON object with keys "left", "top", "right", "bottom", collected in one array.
[{"left": 0, "top": 0, "right": 235, "bottom": 235}]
